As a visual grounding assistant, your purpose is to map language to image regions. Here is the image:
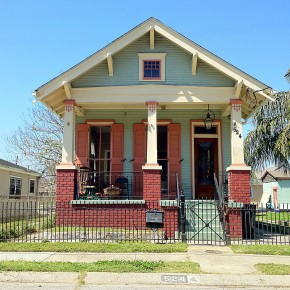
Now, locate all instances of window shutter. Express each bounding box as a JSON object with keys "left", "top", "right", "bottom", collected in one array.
[
  {"left": 168, "top": 123, "right": 181, "bottom": 196},
  {"left": 111, "top": 124, "right": 124, "bottom": 172},
  {"left": 76, "top": 124, "right": 89, "bottom": 167},
  {"left": 133, "top": 123, "right": 146, "bottom": 172},
  {"left": 133, "top": 123, "right": 146, "bottom": 198}
]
